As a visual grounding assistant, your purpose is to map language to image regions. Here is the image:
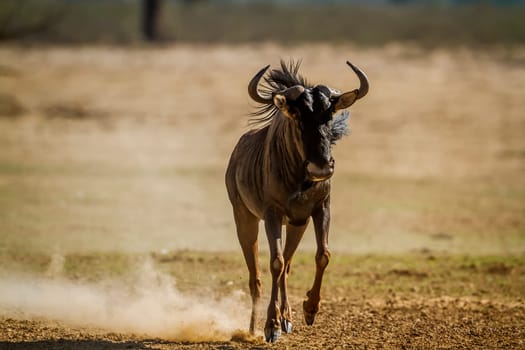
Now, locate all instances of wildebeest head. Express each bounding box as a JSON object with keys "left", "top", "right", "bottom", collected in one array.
[{"left": 248, "top": 60, "right": 369, "bottom": 182}]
